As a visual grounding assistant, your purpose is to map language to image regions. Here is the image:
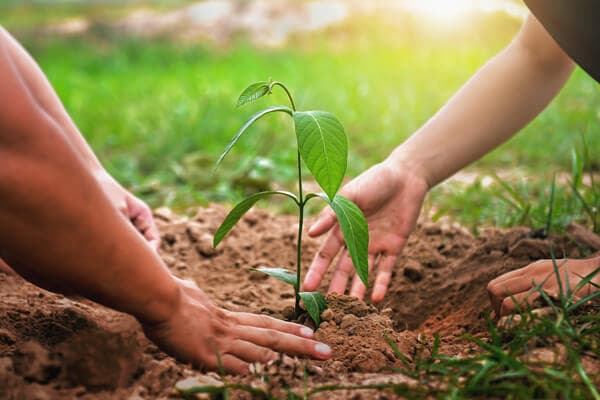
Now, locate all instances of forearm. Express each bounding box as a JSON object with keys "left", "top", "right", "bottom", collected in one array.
[
  {"left": 0, "top": 26, "right": 103, "bottom": 172},
  {"left": 390, "top": 16, "right": 574, "bottom": 188},
  {"left": 0, "top": 46, "right": 177, "bottom": 325}
]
